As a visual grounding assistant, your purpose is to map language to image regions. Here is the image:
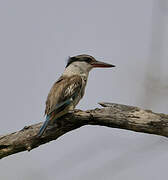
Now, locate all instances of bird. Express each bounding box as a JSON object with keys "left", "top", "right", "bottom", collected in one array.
[{"left": 37, "top": 54, "right": 115, "bottom": 137}]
